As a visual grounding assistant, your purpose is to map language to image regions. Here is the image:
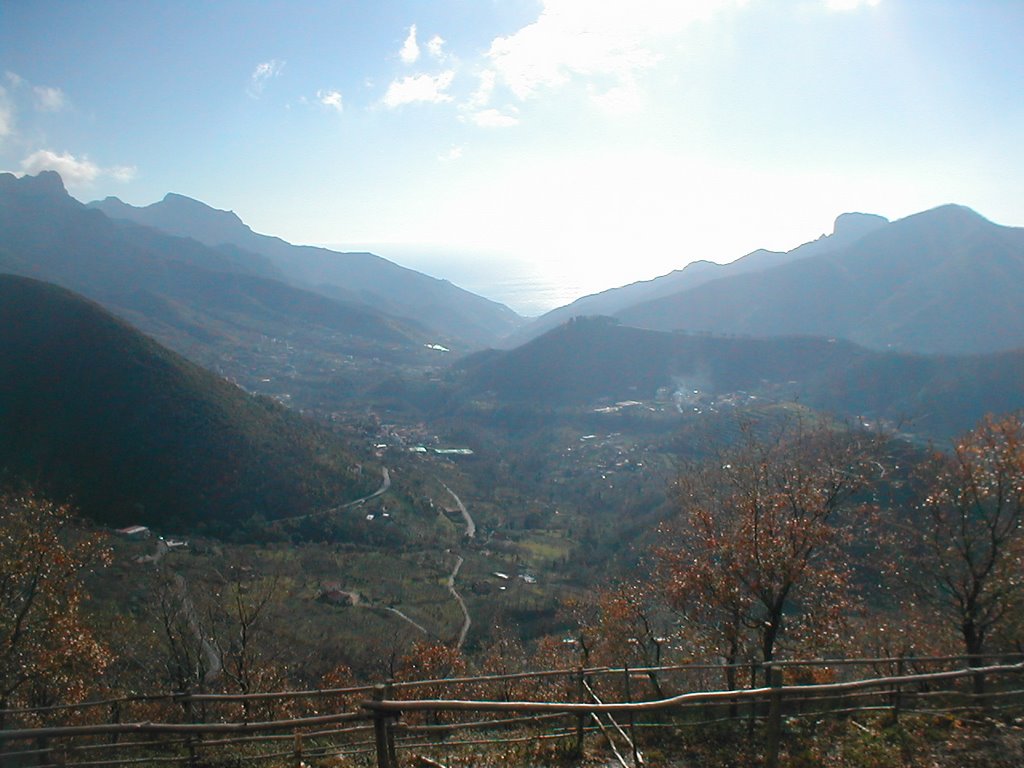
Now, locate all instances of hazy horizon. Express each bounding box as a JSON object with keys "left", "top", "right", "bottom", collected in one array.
[
  {"left": 326, "top": 241, "right": 660, "bottom": 316},
  {"left": 4, "top": 1, "right": 1023, "bottom": 295}
]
